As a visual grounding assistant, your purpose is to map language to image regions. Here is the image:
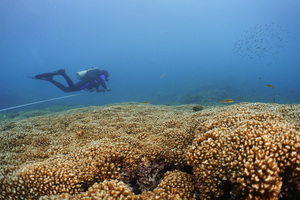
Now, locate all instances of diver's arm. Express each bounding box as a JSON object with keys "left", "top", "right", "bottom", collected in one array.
[
  {"left": 99, "top": 77, "right": 110, "bottom": 90},
  {"left": 102, "top": 84, "right": 110, "bottom": 92},
  {"left": 95, "top": 77, "right": 110, "bottom": 92},
  {"left": 96, "top": 85, "right": 110, "bottom": 93},
  {"left": 101, "top": 81, "right": 108, "bottom": 90}
]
